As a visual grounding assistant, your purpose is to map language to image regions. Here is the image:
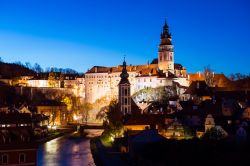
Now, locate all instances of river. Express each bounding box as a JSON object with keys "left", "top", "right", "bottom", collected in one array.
[{"left": 37, "top": 129, "right": 103, "bottom": 166}]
